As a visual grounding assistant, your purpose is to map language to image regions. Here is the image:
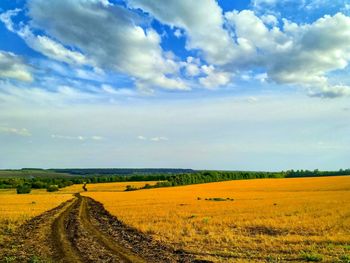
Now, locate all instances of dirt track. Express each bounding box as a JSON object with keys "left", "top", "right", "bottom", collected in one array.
[{"left": 0, "top": 194, "right": 197, "bottom": 262}]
